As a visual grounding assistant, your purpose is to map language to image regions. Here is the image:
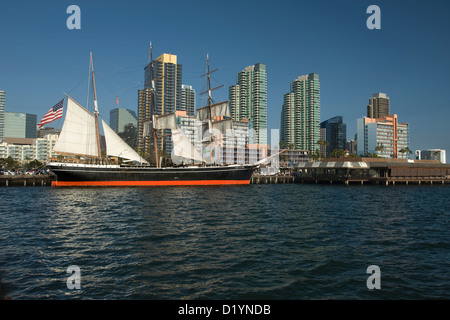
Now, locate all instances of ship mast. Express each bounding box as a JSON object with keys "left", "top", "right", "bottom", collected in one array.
[
  {"left": 200, "top": 54, "right": 224, "bottom": 164},
  {"left": 90, "top": 52, "right": 102, "bottom": 162},
  {"left": 200, "top": 54, "right": 224, "bottom": 121}
]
